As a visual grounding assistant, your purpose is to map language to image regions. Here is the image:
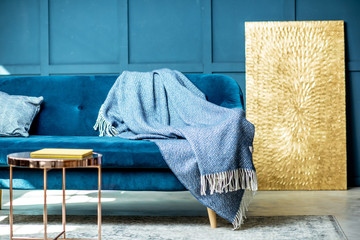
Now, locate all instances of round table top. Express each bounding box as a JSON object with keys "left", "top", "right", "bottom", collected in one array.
[{"left": 7, "top": 152, "right": 102, "bottom": 169}]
